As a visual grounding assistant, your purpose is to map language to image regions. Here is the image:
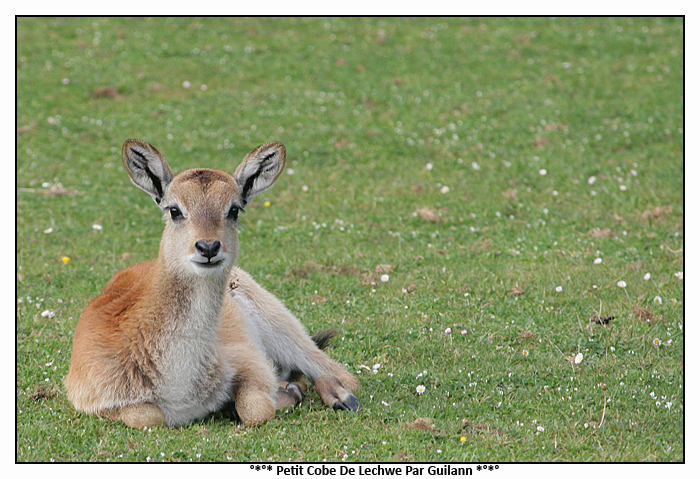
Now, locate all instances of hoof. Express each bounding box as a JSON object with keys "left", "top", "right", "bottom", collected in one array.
[{"left": 331, "top": 392, "right": 361, "bottom": 412}]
